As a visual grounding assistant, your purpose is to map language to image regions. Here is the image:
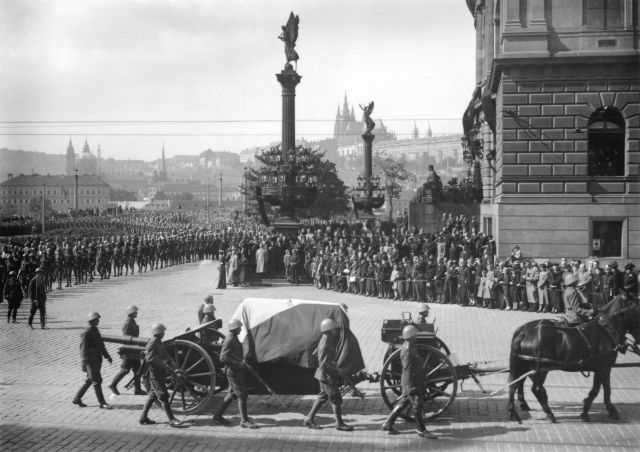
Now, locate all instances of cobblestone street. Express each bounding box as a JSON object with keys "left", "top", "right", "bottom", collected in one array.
[{"left": 1, "top": 260, "right": 639, "bottom": 451}]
